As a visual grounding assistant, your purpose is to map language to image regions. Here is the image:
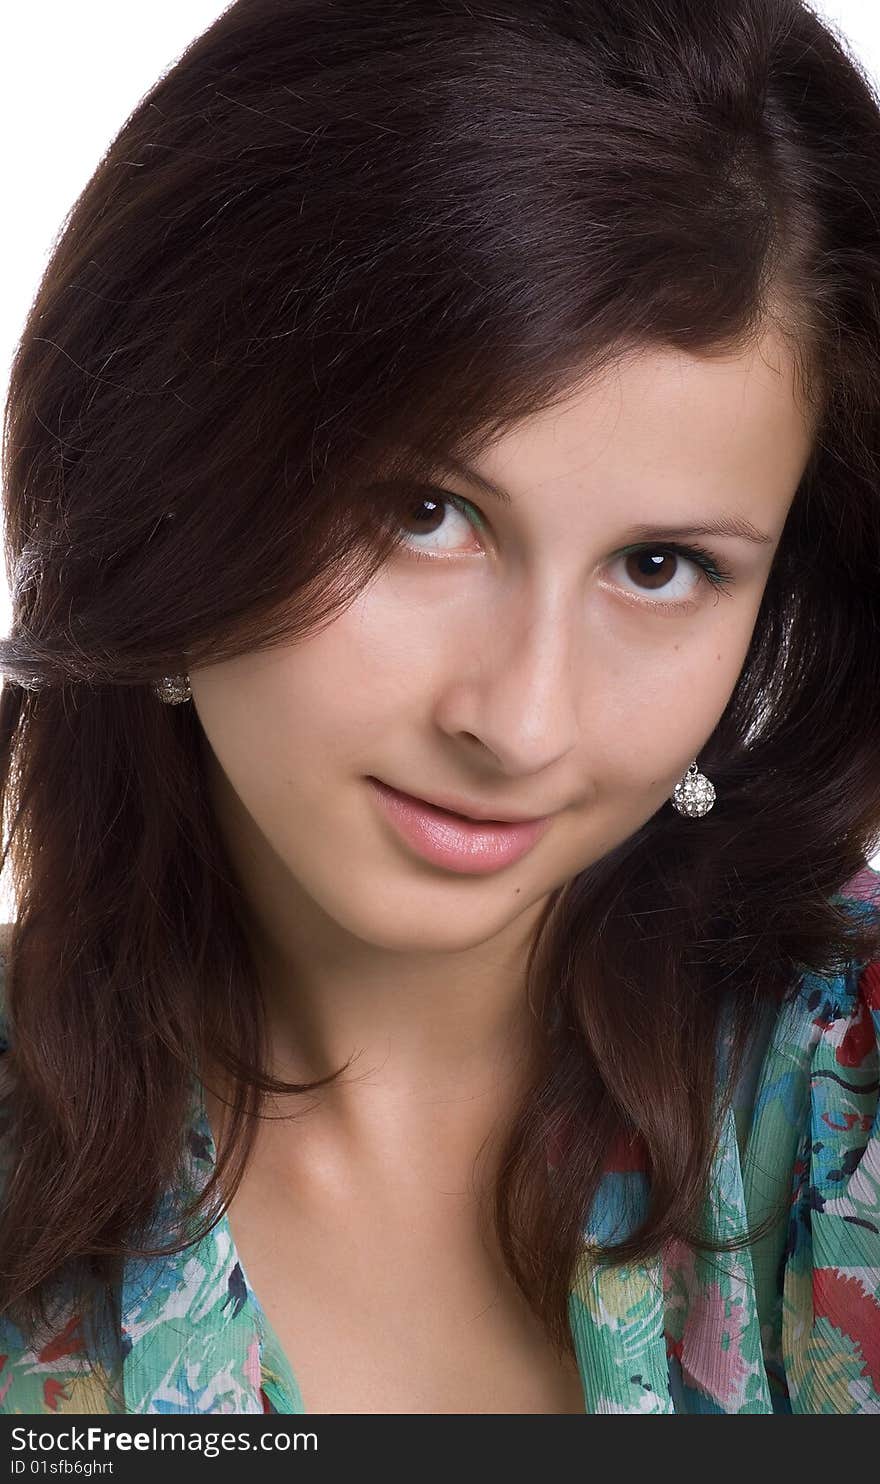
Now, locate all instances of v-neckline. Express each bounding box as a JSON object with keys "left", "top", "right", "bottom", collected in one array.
[
  {"left": 188, "top": 1076, "right": 597, "bottom": 1416},
  {"left": 179, "top": 988, "right": 770, "bottom": 1416},
  {"left": 192, "top": 1079, "right": 307, "bottom": 1413}
]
